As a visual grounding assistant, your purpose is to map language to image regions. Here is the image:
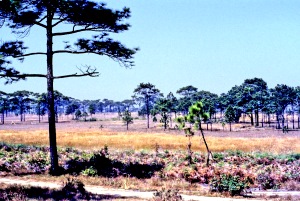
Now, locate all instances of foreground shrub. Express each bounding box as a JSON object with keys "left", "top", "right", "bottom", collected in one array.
[
  {"left": 210, "top": 174, "right": 249, "bottom": 196},
  {"left": 257, "top": 172, "right": 279, "bottom": 190},
  {"left": 81, "top": 166, "right": 98, "bottom": 176},
  {"left": 62, "top": 177, "right": 89, "bottom": 200},
  {"left": 0, "top": 185, "right": 27, "bottom": 201}
]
